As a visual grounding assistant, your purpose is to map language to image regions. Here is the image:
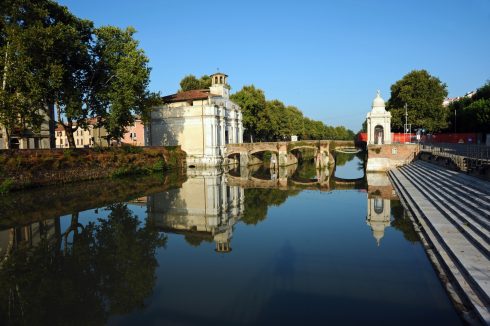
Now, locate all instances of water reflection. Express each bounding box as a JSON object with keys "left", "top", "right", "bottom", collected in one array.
[
  {"left": 0, "top": 161, "right": 459, "bottom": 325},
  {"left": 0, "top": 204, "right": 165, "bottom": 325},
  {"left": 148, "top": 168, "right": 244, "bottom": 253}
]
